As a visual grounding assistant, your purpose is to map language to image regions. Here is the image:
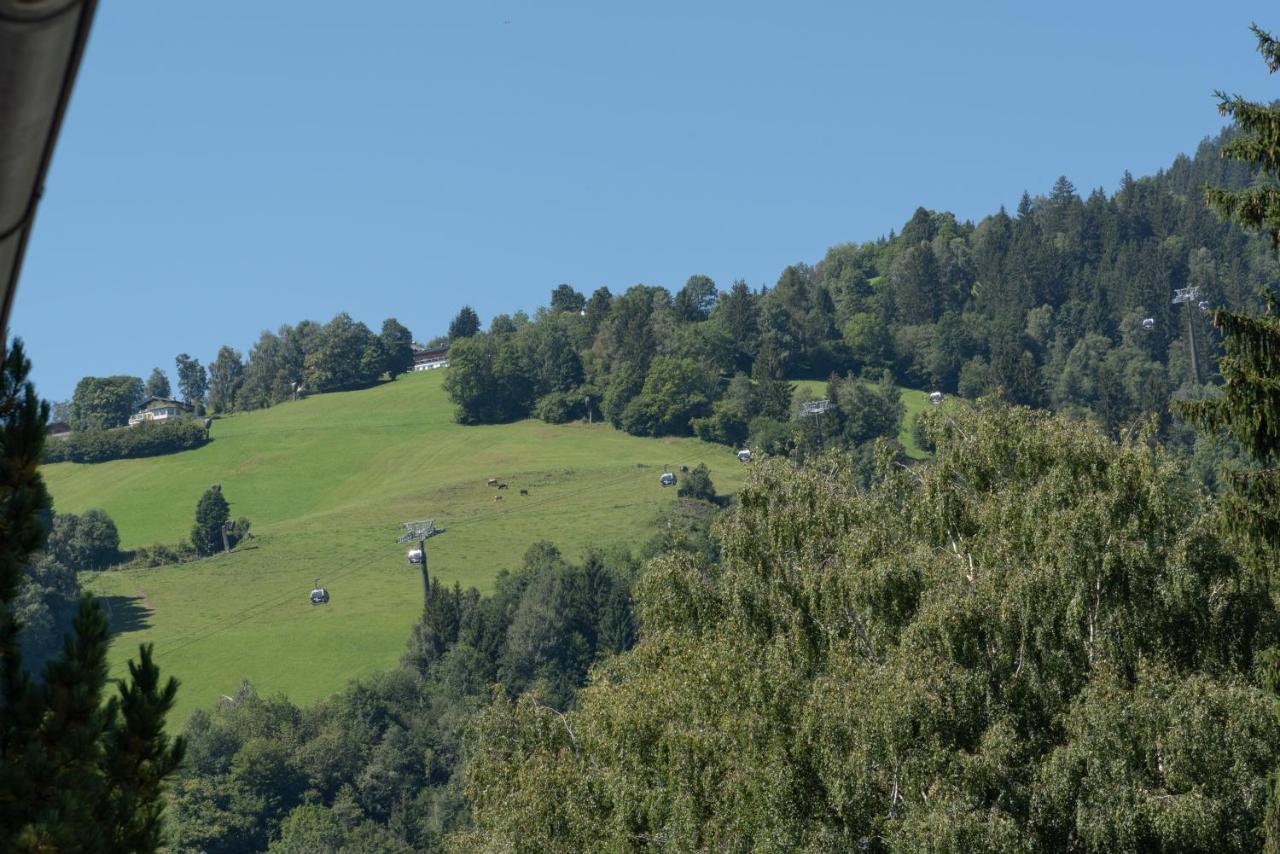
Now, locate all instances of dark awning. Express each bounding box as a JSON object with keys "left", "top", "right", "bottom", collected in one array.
[{"left": 0, "top": 0, "right": 98, "bottom": 351}]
